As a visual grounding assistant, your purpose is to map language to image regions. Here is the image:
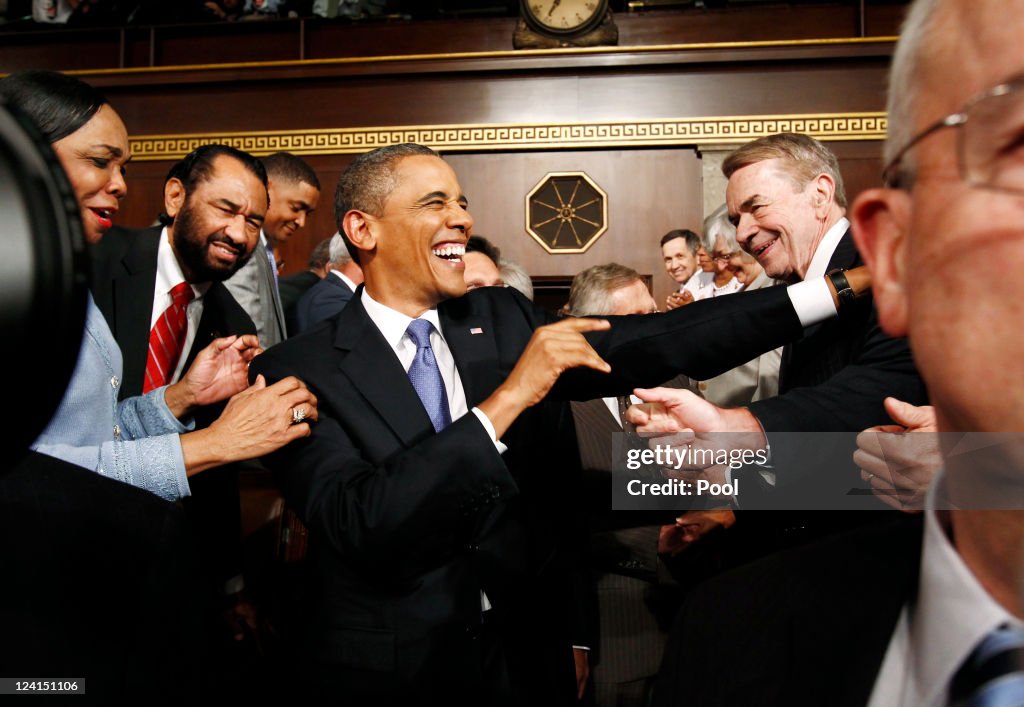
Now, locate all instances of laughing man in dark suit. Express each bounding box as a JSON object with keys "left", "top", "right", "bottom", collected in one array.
[{"left": 251, "top": 143, "right": 860, "bottom": 705}]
